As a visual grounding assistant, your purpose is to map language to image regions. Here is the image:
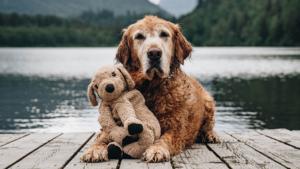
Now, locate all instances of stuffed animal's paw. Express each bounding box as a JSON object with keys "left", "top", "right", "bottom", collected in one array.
[
  {"left": 128, "top": 123, "right": 143, "bottom": 135},
  {"left": 124, "top": 117, "right": 144, "bottom": 135},
  {"left": 107, "top": 142, "right": 122, "bottom": 159}
]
